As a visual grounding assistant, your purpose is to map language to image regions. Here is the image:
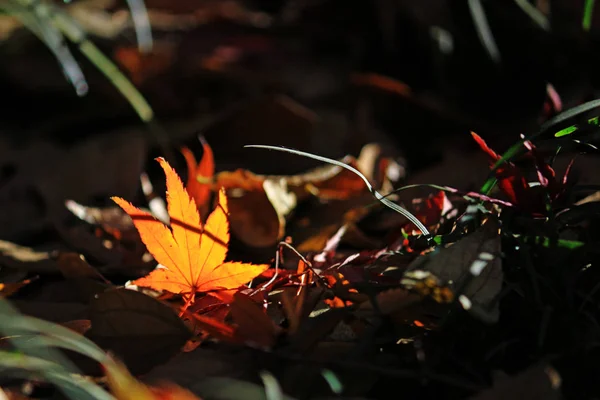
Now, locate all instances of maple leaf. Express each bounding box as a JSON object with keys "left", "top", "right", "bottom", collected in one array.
[
  {"left": 111, "top": 158, "right": 270, "bottom": 311},
  {"left": 181, "top": 137, "right": 215, "bottom": 219}
]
